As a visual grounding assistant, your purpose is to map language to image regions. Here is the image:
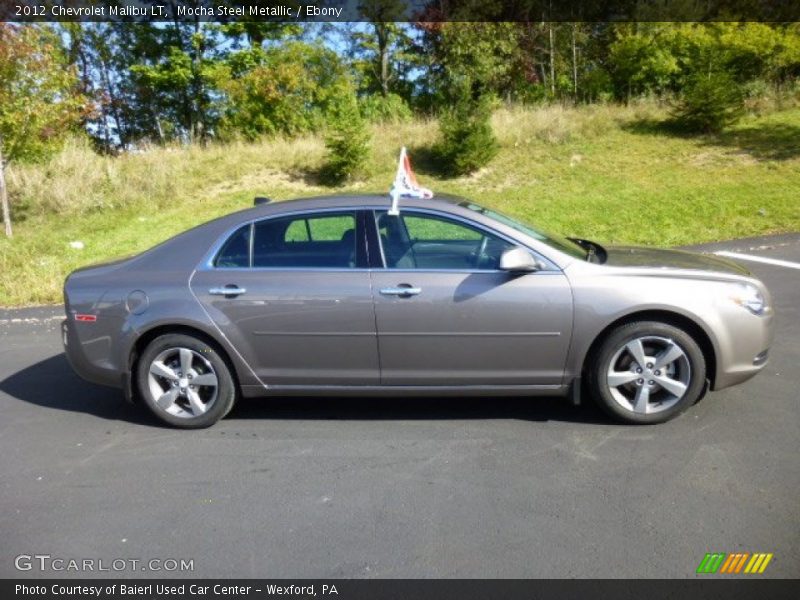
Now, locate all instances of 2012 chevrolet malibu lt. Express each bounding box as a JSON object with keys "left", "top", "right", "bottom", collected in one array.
[{"left": 62, "top": 194, "right": 774, "bottom": 428}]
